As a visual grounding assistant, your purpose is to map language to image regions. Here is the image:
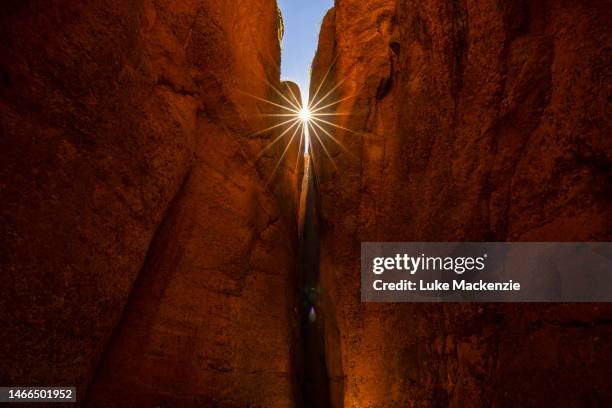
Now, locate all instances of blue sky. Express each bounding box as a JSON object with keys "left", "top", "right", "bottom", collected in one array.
[{"left": 277, "top": 0, "right": 334, "bottom": 105}]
